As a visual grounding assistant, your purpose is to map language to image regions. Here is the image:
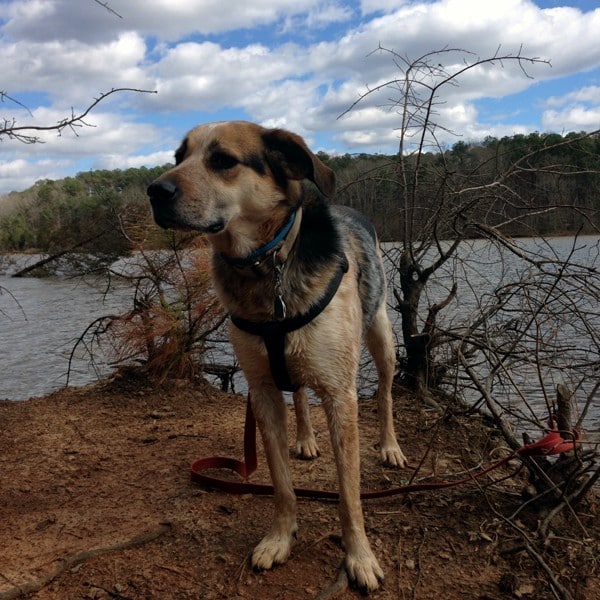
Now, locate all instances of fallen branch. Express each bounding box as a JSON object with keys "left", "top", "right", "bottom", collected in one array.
[
  {"left": 11, "top": 230, "right": 109, "bottom": 277},
  {"left": 0, "top": 523, "right": 171, "bottom": 600},
  {"left": 524, "top": 543, "right": 573, "bottom": 600}
]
